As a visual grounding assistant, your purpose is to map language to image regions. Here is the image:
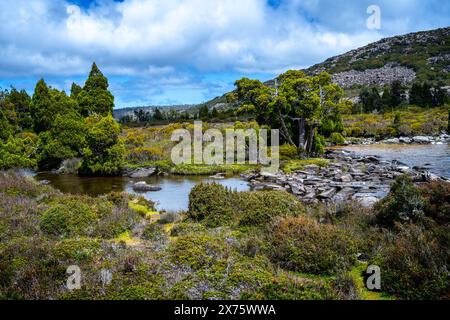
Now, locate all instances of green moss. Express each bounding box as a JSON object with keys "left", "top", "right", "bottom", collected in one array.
[{"left": 128, "top": 200, "right": 156, "bottom": 218}]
